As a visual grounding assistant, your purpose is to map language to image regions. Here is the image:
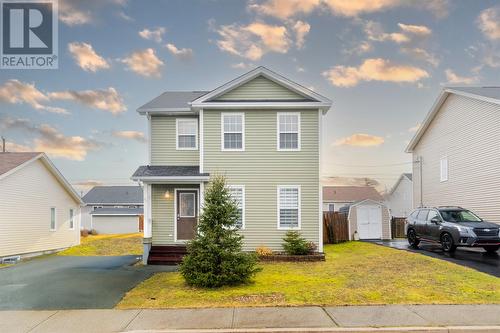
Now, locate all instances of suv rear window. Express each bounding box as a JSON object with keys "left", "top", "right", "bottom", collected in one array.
[
  {"left": 409, "top": 211, "right": 419, "bottom": 218},
  {"left": 417, "top": 209, "right": 429, "bottom": 220}
]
